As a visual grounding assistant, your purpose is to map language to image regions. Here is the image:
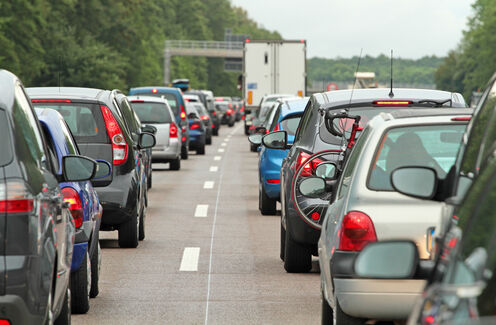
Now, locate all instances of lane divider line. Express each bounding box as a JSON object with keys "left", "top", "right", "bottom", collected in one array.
[
  {"left": 209, "top": 166, "right": 218, "bottom": 172},
  {"left": 203, "top": 181, "right": 214, "bottom": 189},
  {"left": 218, "top": 148, "right": 225, "bottom": 153},
  {"left": 194, "top": 204, "right": 209, "bottom": 218},
  {"left": 179, "top": 247, "right": 200, "bottom": 271},
  {"left": 221, "top": 143, "right": 227, "bottom": 147},
  {"left": 214, "top": 156, "right": 222, "bottom": 161}
]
